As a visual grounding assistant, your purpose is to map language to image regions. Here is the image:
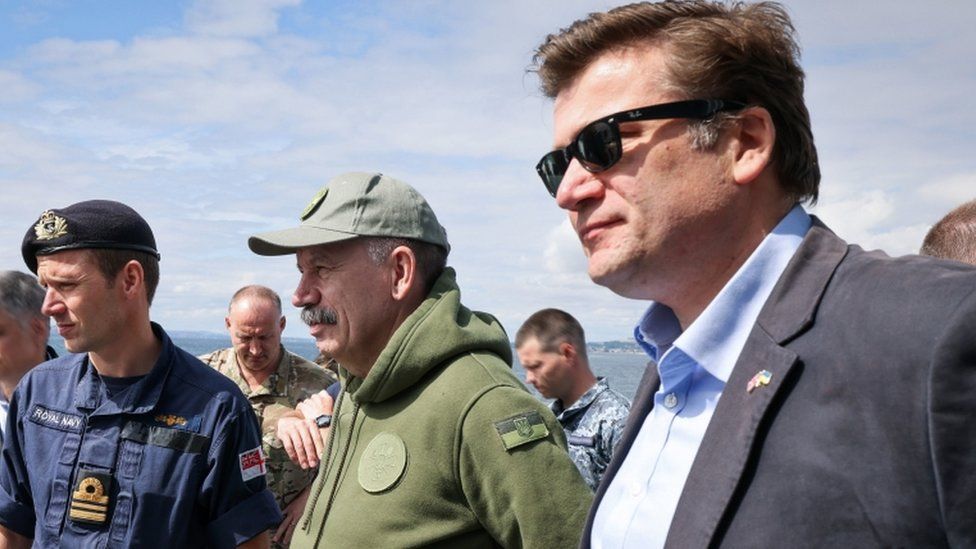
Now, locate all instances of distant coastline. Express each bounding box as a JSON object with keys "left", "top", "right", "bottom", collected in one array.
[
  {"left": 165, "top": 330, "right": 645, "bottom": 350},
  {"left": 47, "top": 330, "right": 647, "bottom": 400},
  {"left": 52, "top": 330, "right": 644, "bottom": 357}
]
